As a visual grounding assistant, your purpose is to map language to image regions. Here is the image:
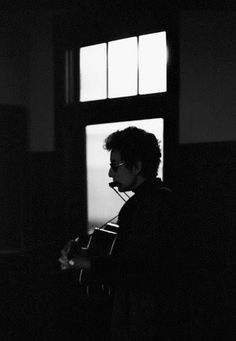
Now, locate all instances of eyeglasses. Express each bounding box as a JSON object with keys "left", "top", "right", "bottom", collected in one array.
[{"left": 110, "top": 162, "right": 126, "bottom": 172}]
